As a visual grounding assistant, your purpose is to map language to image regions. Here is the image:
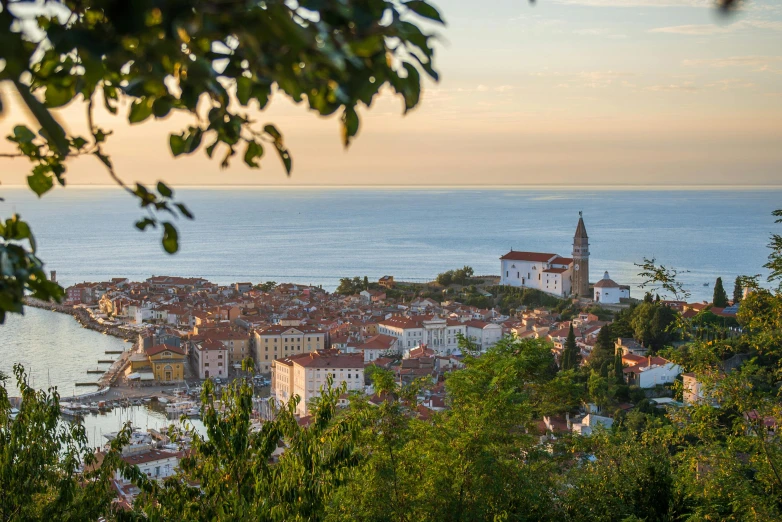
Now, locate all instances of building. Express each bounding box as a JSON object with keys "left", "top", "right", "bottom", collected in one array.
[
  {"left": 191, "top": 339, "right": 228, "bottom": 380},
  {"left": 253, "top": 325, "right": 327, "bottom": 374},
  {"left": 593, "top": 271, "right": 630, "bottom": 304},
  {"left": 271, "top": 350, "right": 364, "bottom": 416},
  {"left": 378, "top": 275, "right": 395, "bottom": 289},
  {"left": 615, "top": 338, "right": 648, "bottom": 356},
  {"left": 207, "top": 330, "right": 252, "bottom": 371},
  {"left": 572, "top": 212, "right": 590, "bottom": 297},
  {"left": 378, "top": 315, "right": 466, "bottom": 356},
  {"left": 146, "top": 344, "right": 186, "bottom": 382},
  {"left": 356, "top": 334, "right": 399, "bottom": 362},
  {"left": 463, "top": 320, "right": 503, "bottom": 352},
  {"left": 622, "top": 356, "right": 681, "bottom": 388},
  {"left": 498, "top": 214, "right": 591, "bottom": 298}
]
